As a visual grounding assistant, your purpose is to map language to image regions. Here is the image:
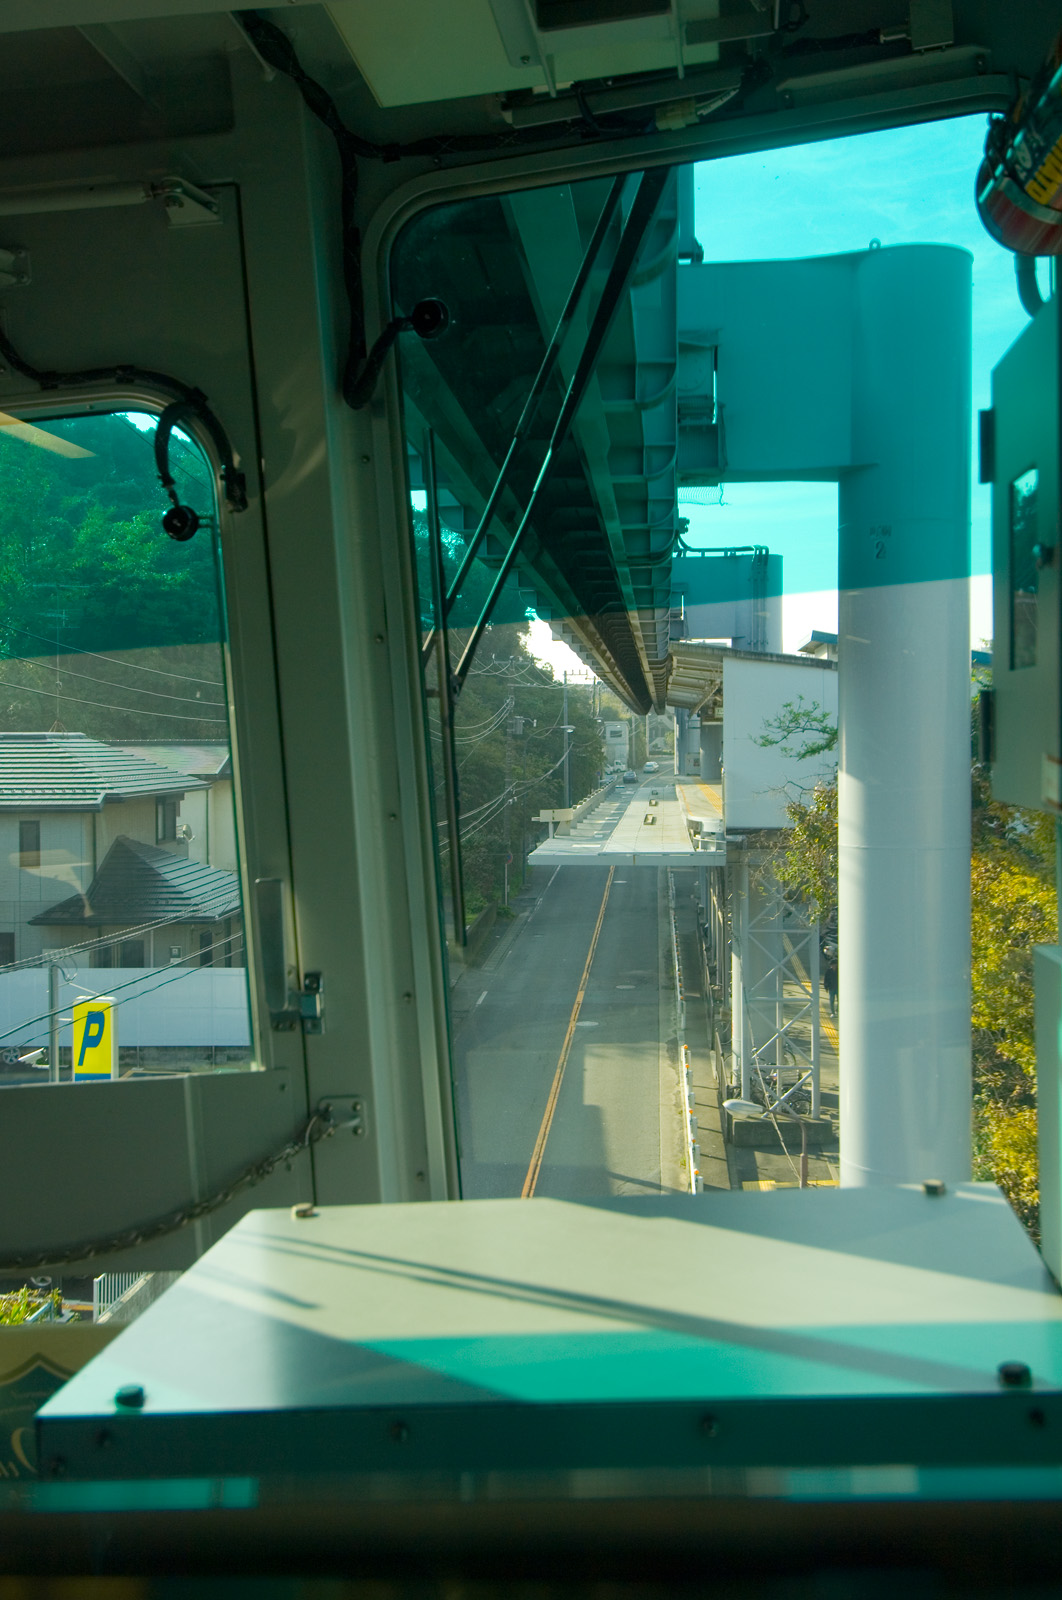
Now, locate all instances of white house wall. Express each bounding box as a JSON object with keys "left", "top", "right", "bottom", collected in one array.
[
  {"left": 0, "top": 813, "right": 94, "bottom": 961},
  {"left": 96, "top": 797, "right": 158, "bottom": 859},
  {"left": 722, "top": 657, "right": 838, "bottom": 830}
]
